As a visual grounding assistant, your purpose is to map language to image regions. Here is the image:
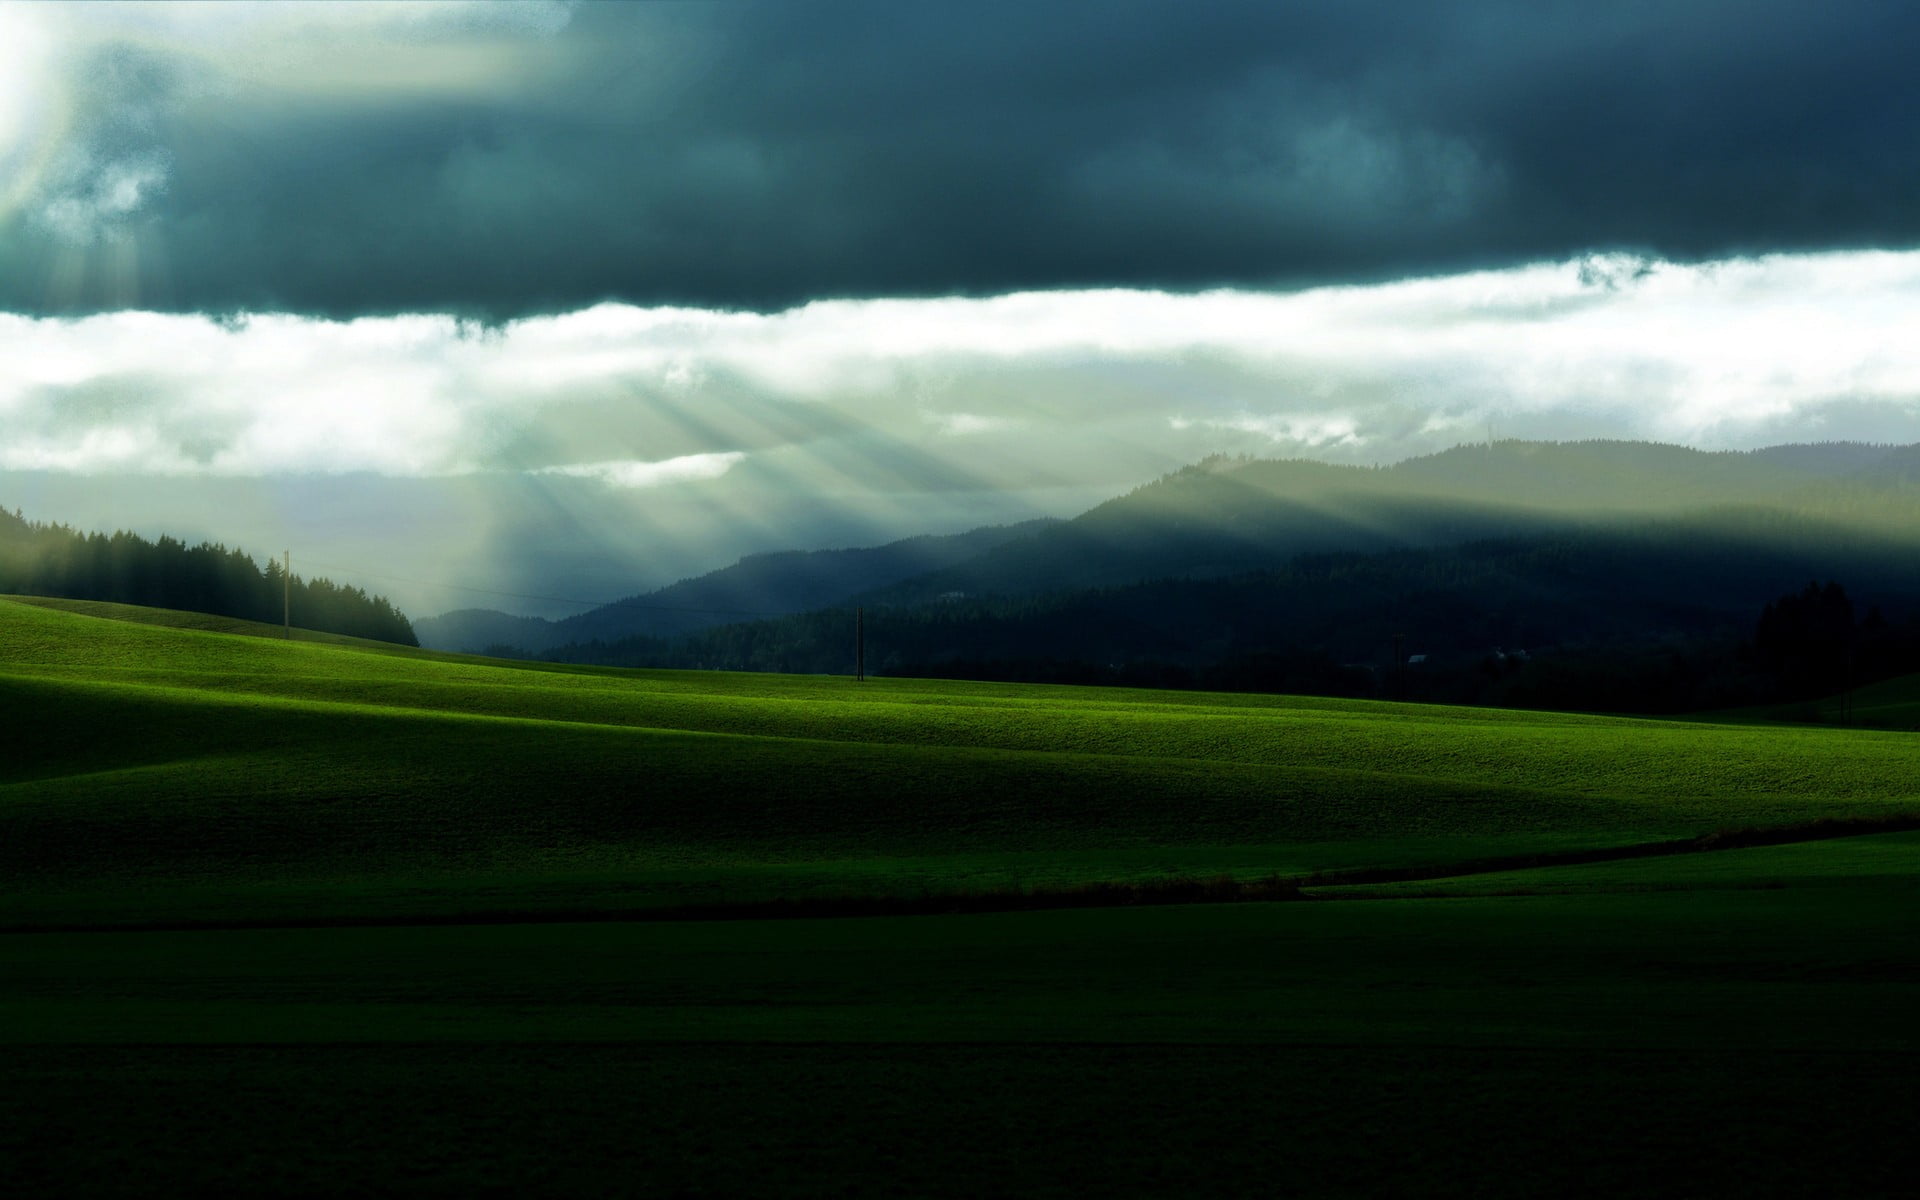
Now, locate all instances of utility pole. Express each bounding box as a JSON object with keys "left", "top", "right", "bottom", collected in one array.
[
  {"left": 855, "top": 606, "right": 865, "bottom": 682},
  {"left": 1843, "top": 643, "right": 1854, "bottom": 726},
  {"left": 283, "top": 549, "right": 291, "bottom": 640},
  {"left": 1393, "top": 632, "right": 1406, "bottom": 699}
]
